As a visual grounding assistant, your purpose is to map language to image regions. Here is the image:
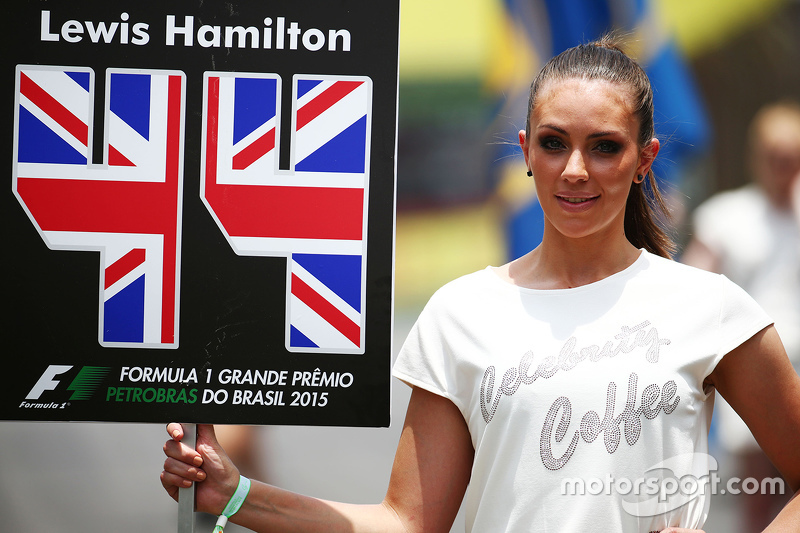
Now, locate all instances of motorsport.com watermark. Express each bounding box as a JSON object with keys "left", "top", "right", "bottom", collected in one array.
[{"left": 560, "top": 453, "right": 785, "bottom": 517}]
